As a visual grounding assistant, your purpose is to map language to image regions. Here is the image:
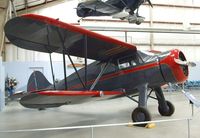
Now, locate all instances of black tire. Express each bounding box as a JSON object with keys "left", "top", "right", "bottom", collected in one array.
[
  {"left": 136, "top": 21, "right": 142, "bottom": 25},
  {"left": 38, "top": 107, "right": 45, "bottom": 111},
  {"left": 158, "top": 100, "right": 175, "bottom": 116},
  {"left": 132, "top": 107, "right": 151, "bottom": 127}
]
